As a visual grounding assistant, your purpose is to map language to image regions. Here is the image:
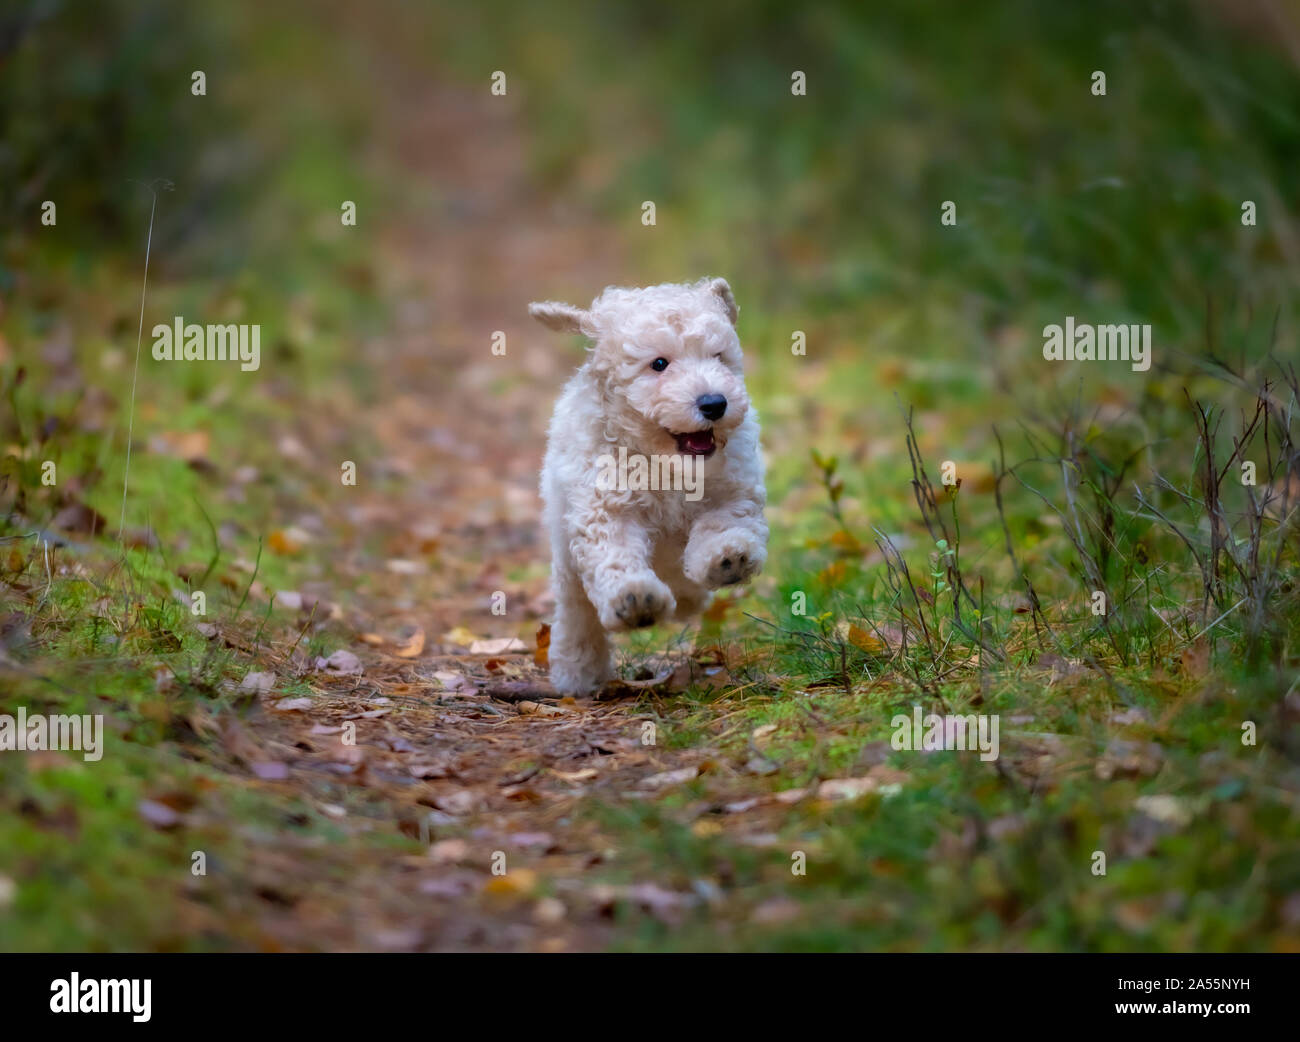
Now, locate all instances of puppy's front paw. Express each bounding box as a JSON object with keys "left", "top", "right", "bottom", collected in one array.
[
  {"left": 685, "top": 533, "right": 766, "bottom": 590},
  {"left": 598, "top": 574, "right": 676, "bottom": 630}
]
